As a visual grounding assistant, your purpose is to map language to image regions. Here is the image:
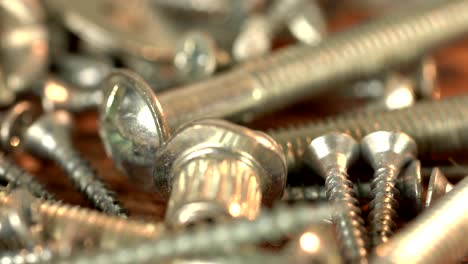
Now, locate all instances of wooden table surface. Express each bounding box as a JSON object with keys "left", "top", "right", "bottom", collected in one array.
[{"left": 9, "top": 8, "right": 468, "bottom": 222}]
